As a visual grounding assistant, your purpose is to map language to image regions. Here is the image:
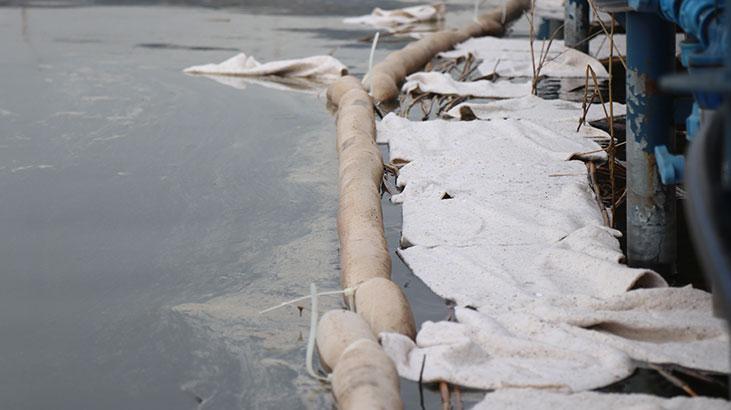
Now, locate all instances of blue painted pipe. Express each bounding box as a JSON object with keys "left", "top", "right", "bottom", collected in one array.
[
  {"left": 629, "top": 0, "right": 722, "bottom": 44},
  {"left": 625, "top": 12, "right": 677, "bottom": 275},
  {"left": 628, "top": 0, "right": 726, "bottom": 106},
  {"left": 537, "top": 18, "right": 552, "bottom": 39}
]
